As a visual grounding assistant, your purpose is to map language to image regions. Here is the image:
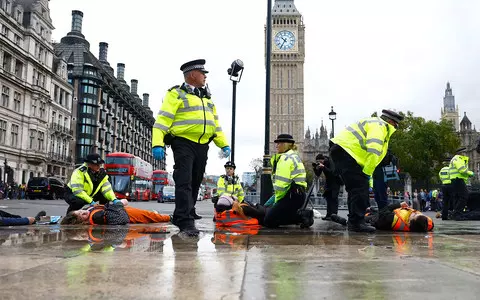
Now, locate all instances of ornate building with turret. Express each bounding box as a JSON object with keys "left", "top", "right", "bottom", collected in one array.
[
  {"left": 303, "top": 121, "right": 330, "bottom": 165},
  {"left": 440, "top": 82, "right": 479, "bottom": 177}
]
